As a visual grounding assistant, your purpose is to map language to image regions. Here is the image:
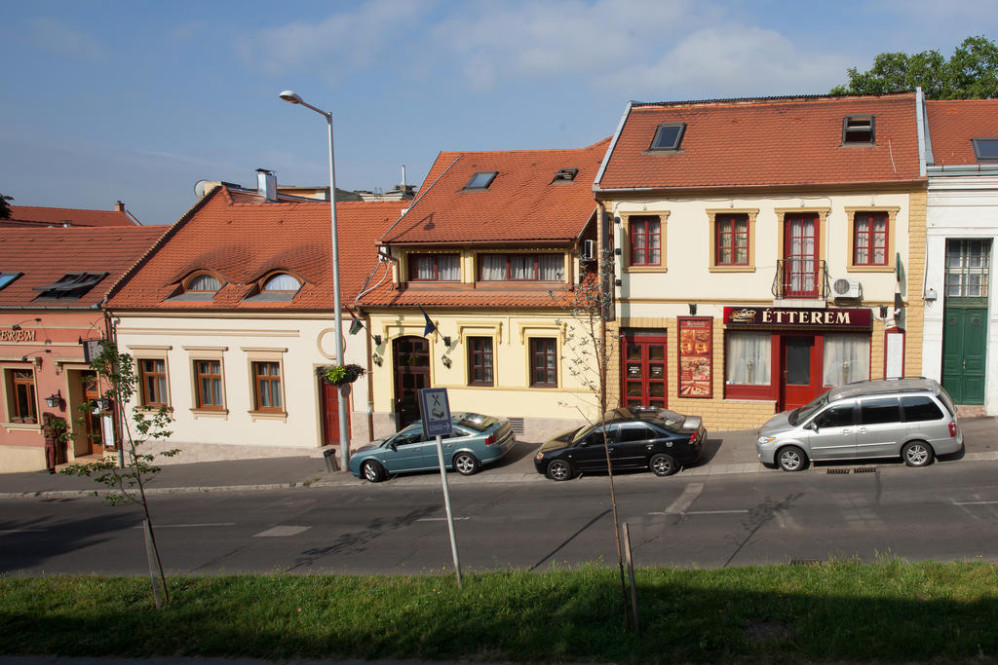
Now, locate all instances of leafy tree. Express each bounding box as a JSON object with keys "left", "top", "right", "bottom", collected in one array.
[
  {"left": 61, "top": 342, "right": 177, "bottom": 607},
  {"left": 831, "top": 35, "right": 998, "bottom": 99},
  {"left": 0, "top": 191, "right": 12, "bottom": 219}
]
